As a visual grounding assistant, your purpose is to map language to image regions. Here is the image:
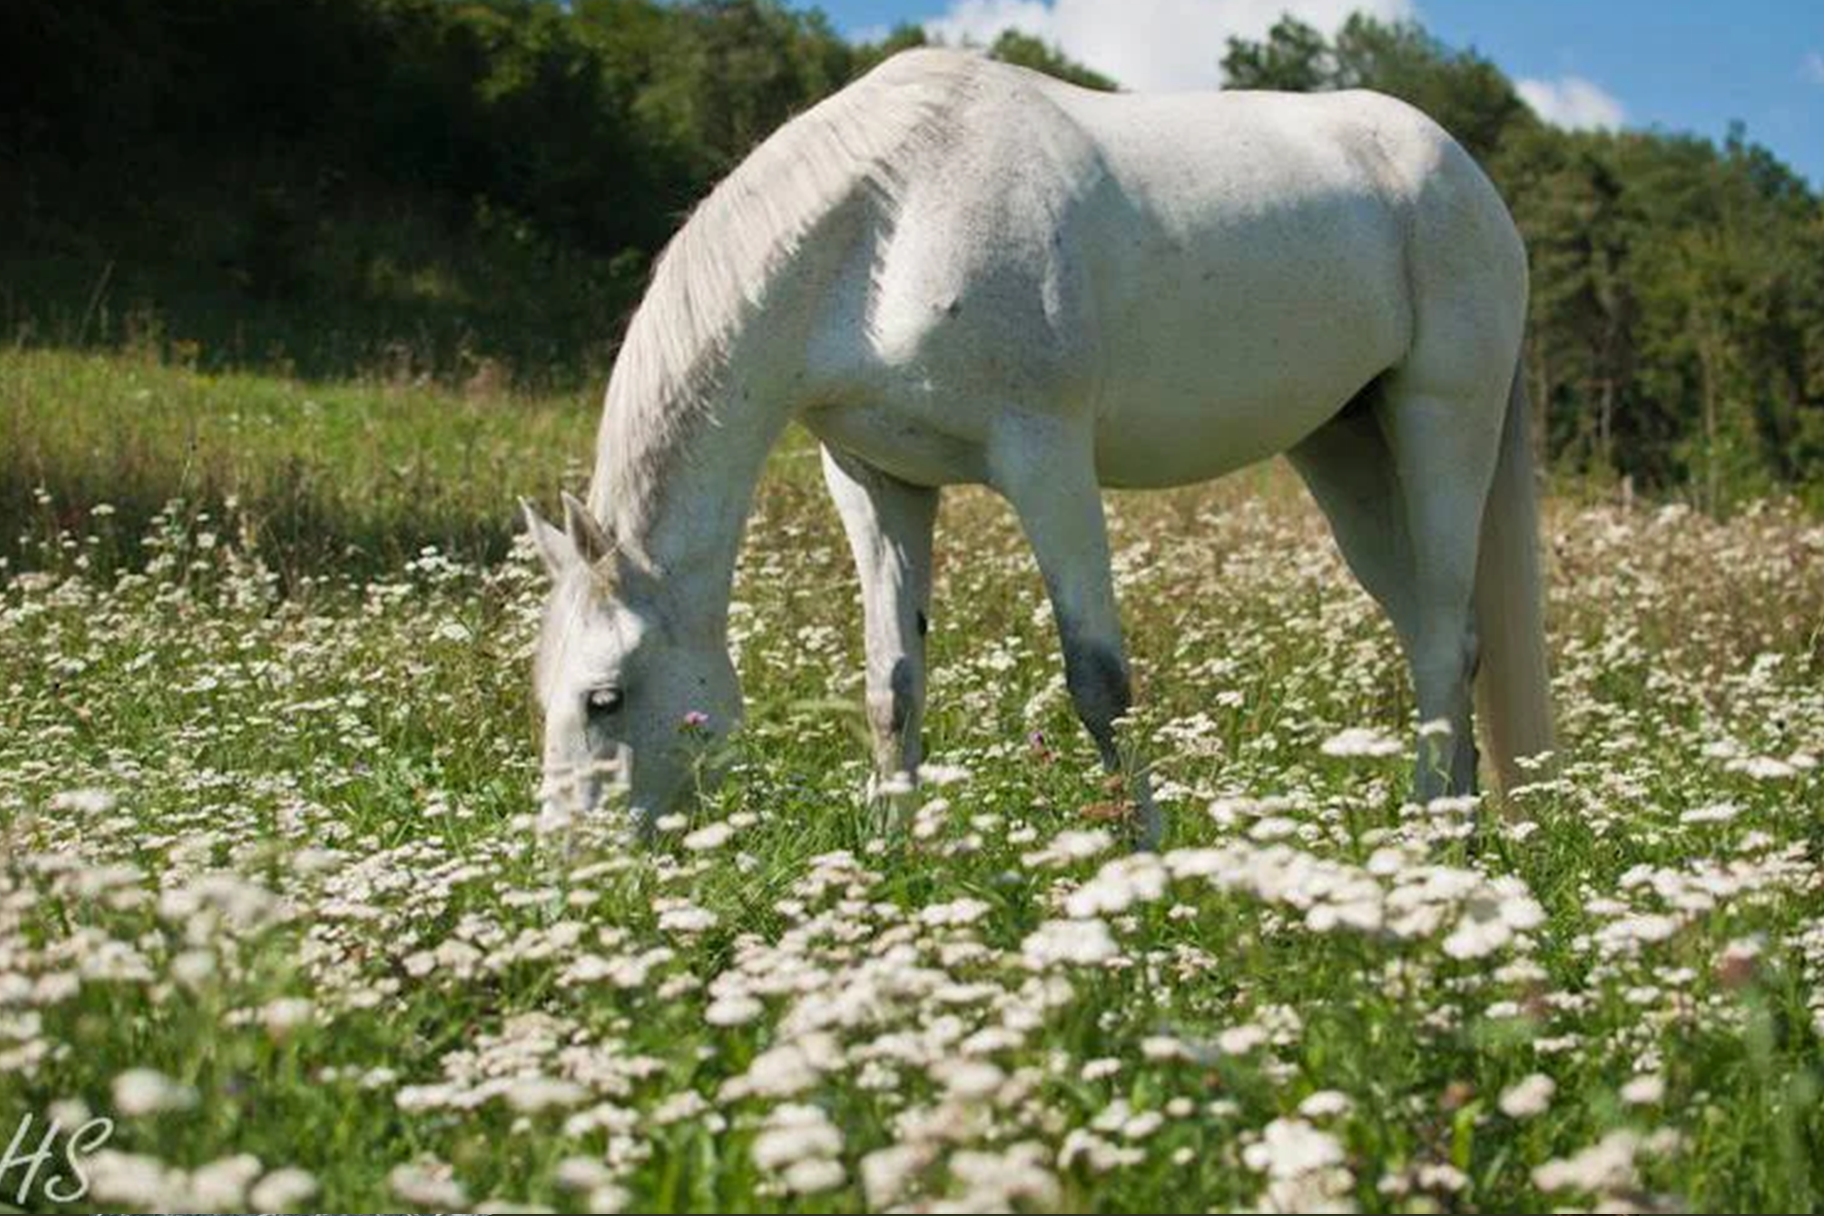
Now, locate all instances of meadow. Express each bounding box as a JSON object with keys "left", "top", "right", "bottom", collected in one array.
[{"left": 1, "top": 348, "right": 1821, "bottom": 1213}]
